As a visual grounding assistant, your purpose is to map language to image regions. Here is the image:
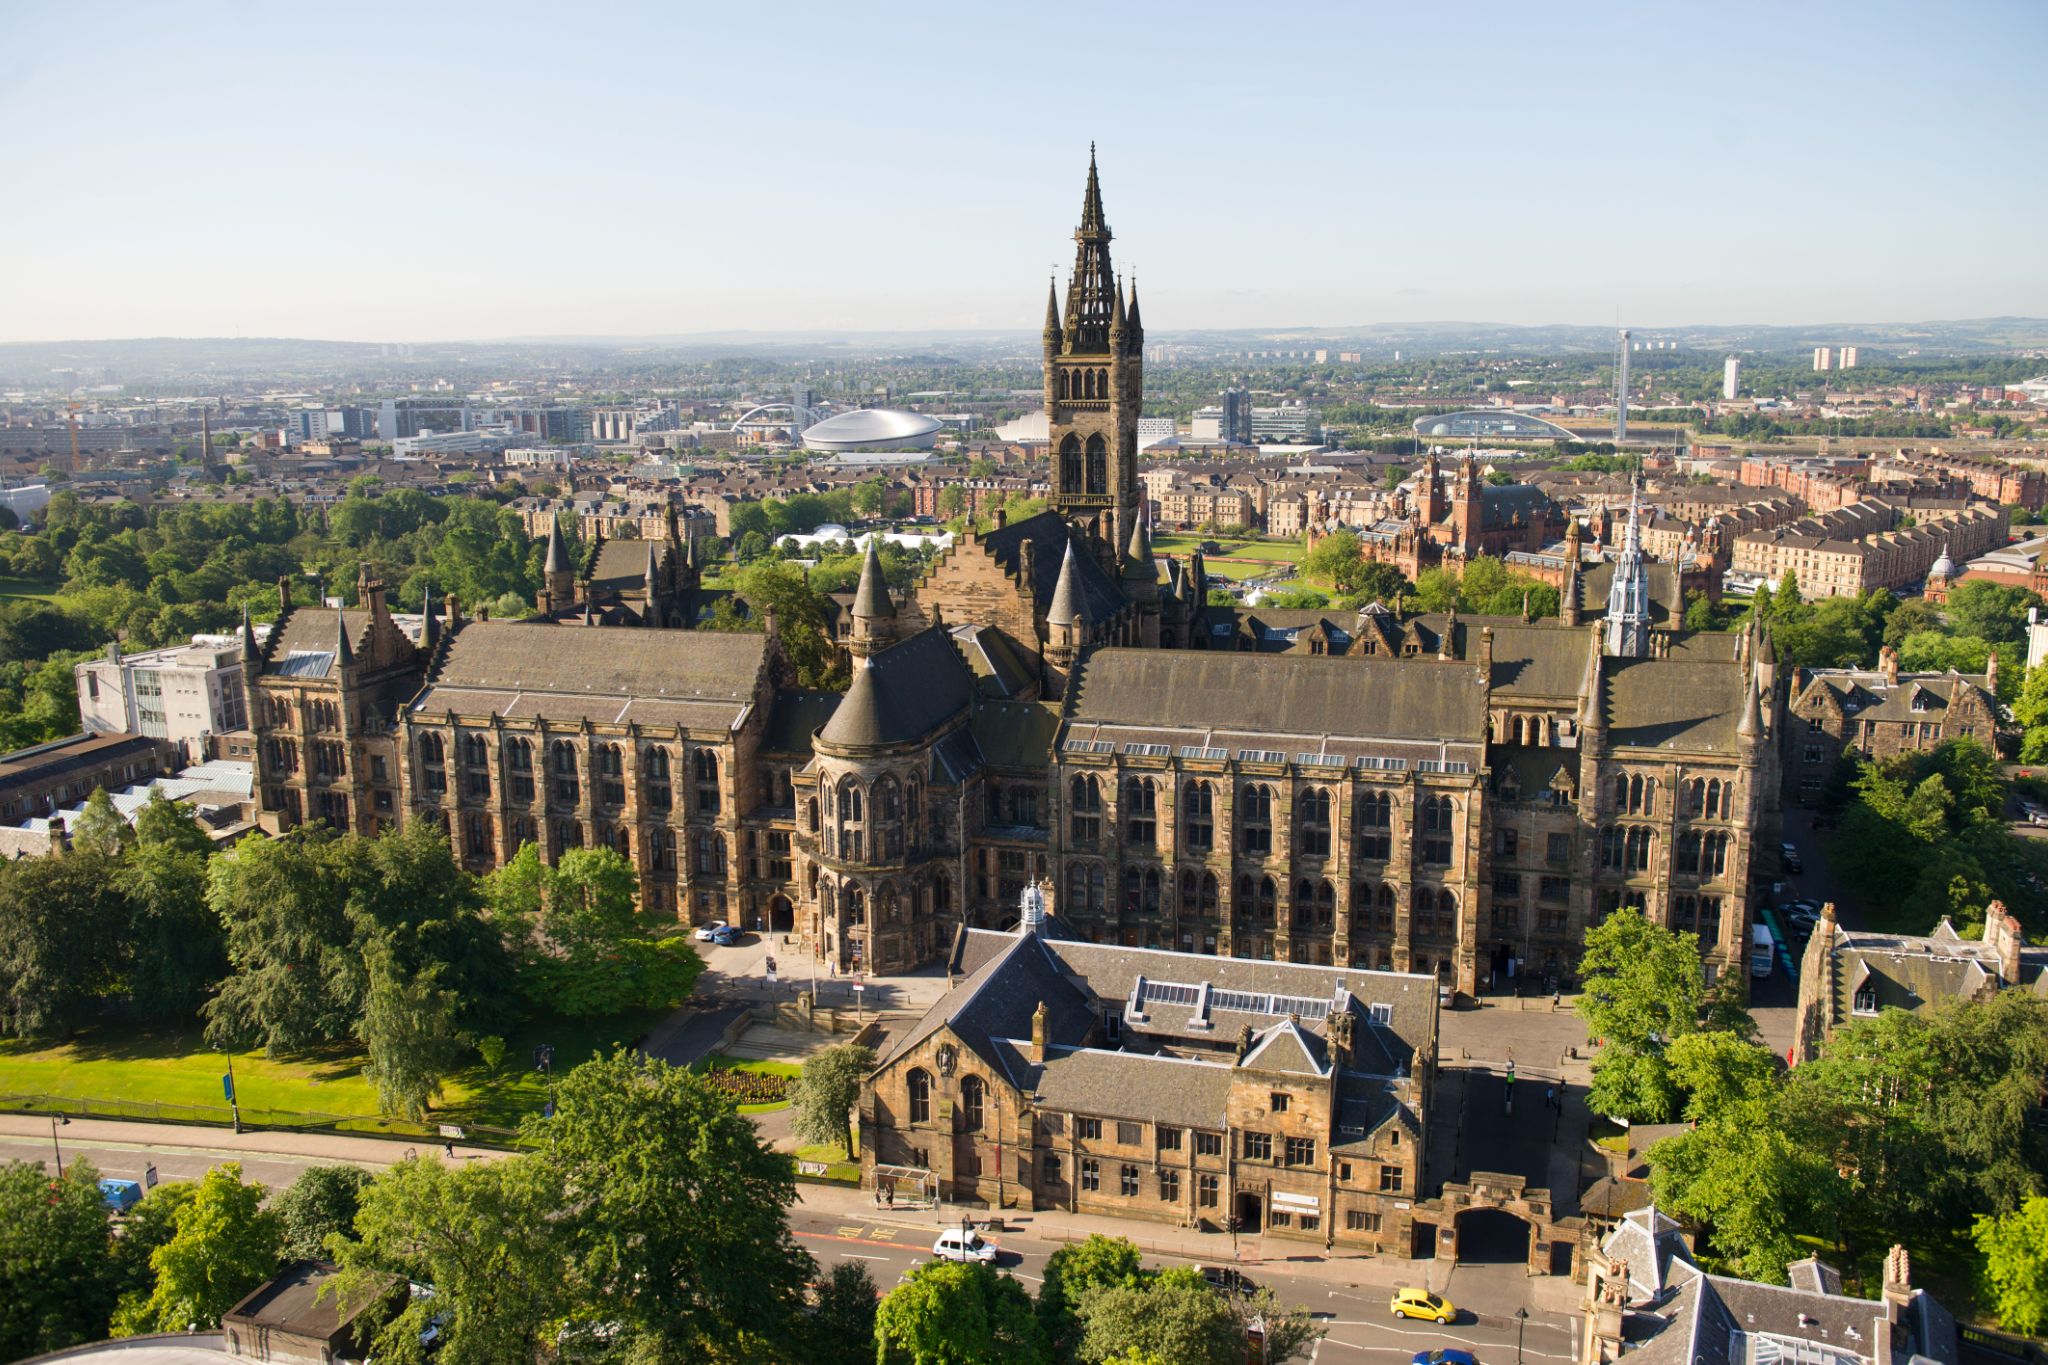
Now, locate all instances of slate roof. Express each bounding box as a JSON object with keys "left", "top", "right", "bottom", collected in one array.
[
  {"left": 1603, "top": 657, "right": 1749, "bottom": 754},
  {"left": 1486, "top": 621, "right": 1598, "bottom": 699},
  {"left": 989, "top": 1040, "right": 1238, "bottom": 1128},
  {"left": 968, "top": 699, "right": 1059, "bottom": 770},
  {"left": 267, "top": 608, "right": 368, "bottom": 678},
  {"left": 1481, "top": 482, "right": 1555, "bottom": 530},
  {"left": 761, "top": 690, "right": 841, "bottom": 756},
  {"left": 410, "top": 621, "right": 764, "bottom": 728},
  {"left": 882, "top": 928, "right": 1095, "bottom": 1070},
  {"left": 981, "top": 511, "right": 1128, "bottom": 629},
  {"left": 1799, "top": 669, "right": 1993, "bottom": 726},
  {"left": 950, "top": 623, "right": 1038, "bottom": 699},
  {"left": 818, "top": 627, "right": 976, "bottom": 750},
  {"left": 586, "top": 537, "right": 668, "bottom": 591},
  {"left": 1064, "top": 648, "right": 1488, "bottom": 746},
  {"left": 1580, "top": 560, "right": 1679, "bottom": 623}
]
